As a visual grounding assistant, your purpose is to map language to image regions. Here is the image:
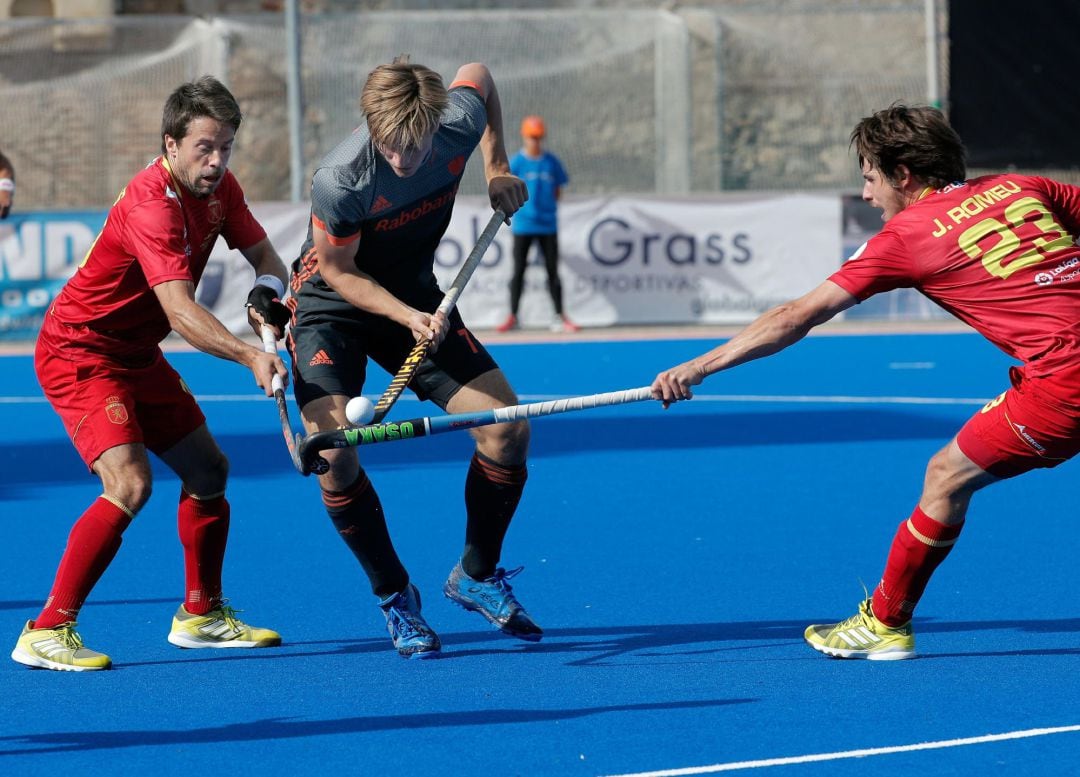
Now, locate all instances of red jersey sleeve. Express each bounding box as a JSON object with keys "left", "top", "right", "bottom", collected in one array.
[
  {"left": 122, "top": 198, "right": 193, "bottom": 287},
  {"left": 219, "top": 172, "right": 267, "bottom": 251},
  {"left": 1033, "top": 176, "right": 1080, "bottom": 237},
  {"left": 829, "top": 226, "right": 919, "bottom": 301}
]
